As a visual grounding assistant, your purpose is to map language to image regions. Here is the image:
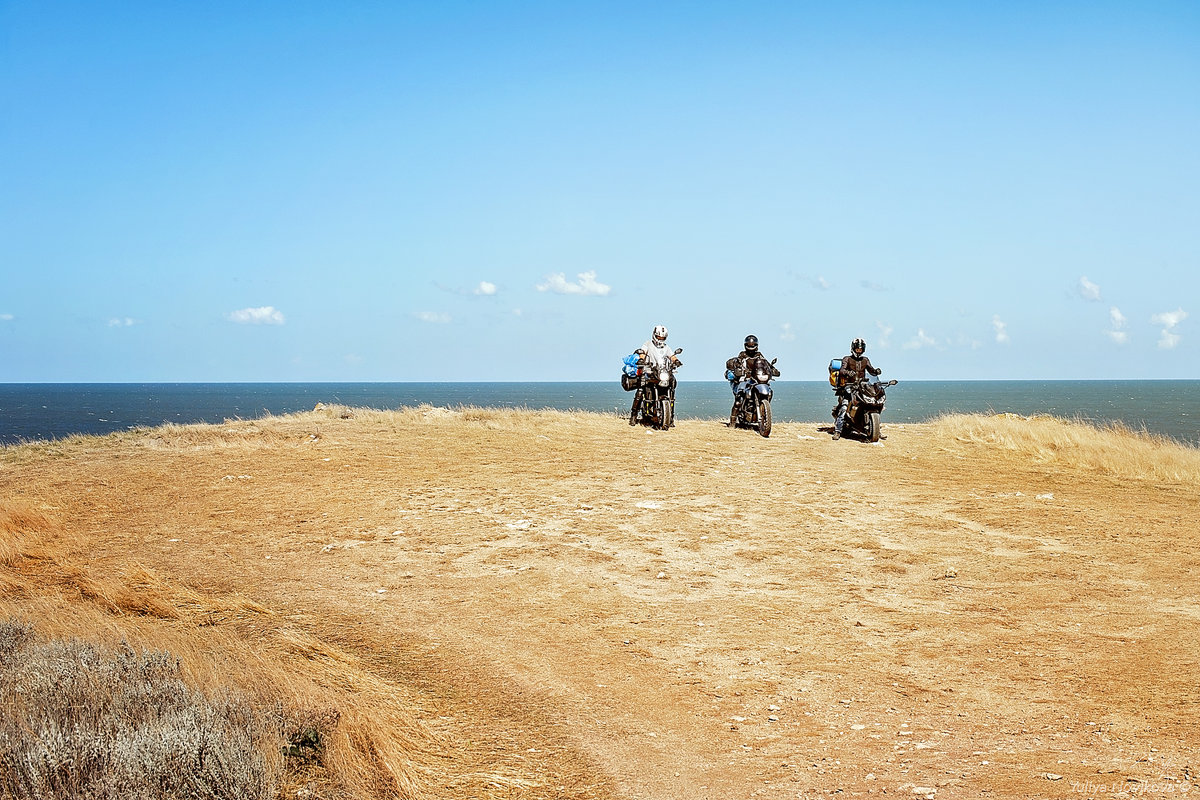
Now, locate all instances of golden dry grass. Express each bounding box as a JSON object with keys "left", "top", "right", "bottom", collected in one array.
[
  {"left": 0, "top": 498, "right": 447, "bottom": 800},
  {"left": 0, "top": 502, "right": 56, "bottom": 566},
  {"left": 938, "top": 411, "right": 1200, "bottom": 482}
]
